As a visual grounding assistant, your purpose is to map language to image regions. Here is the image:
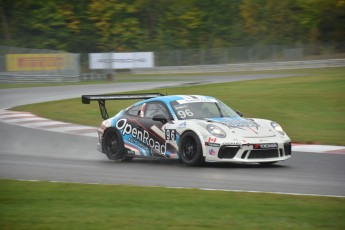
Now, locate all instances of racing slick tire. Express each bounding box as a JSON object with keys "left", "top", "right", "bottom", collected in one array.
[
  {"left": 179, "top": 131, "right": 205, "bottom": 166},
  {"left": 103, "top": 128, "right": 126, "bottom": 161}
]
